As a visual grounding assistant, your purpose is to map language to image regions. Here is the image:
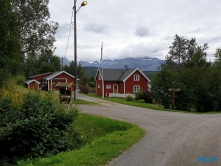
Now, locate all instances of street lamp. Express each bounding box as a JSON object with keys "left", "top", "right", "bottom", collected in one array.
[{"left": 73, "top": 0, "right": 87, "bottom": 100}]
